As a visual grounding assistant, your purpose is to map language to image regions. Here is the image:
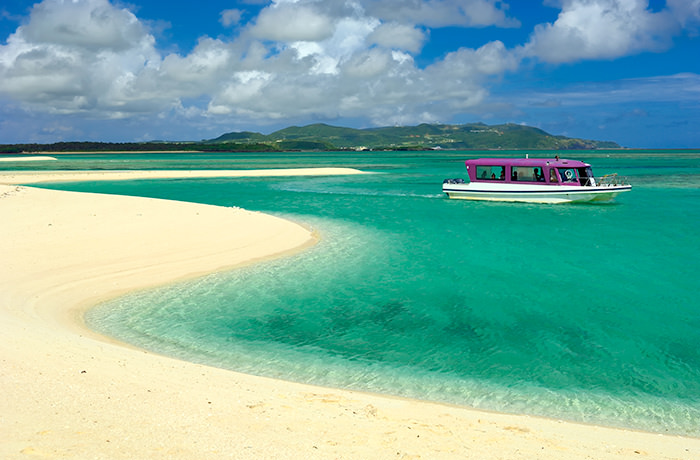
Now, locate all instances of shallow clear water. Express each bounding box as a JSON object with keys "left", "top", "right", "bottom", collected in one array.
[{"left": 28, "top": 150, "right": 700, "bottom": 436}]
